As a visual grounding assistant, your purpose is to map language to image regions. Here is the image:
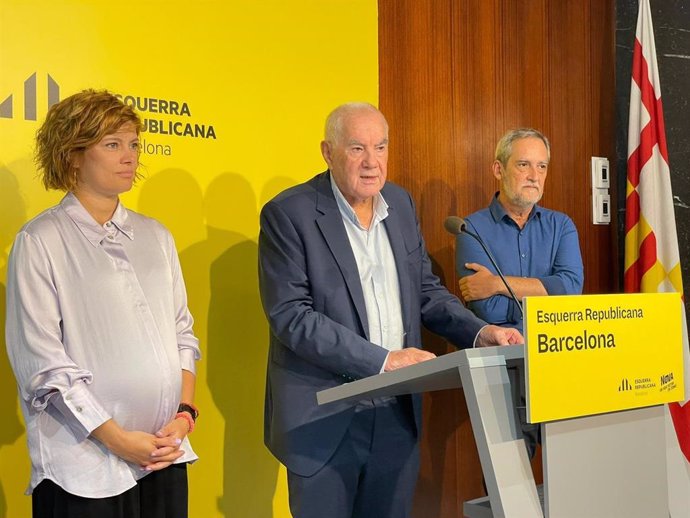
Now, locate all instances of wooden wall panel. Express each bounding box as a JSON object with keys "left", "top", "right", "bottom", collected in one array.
[{"left": 379, "top": 1, "right": 616, "bottom": 516}]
